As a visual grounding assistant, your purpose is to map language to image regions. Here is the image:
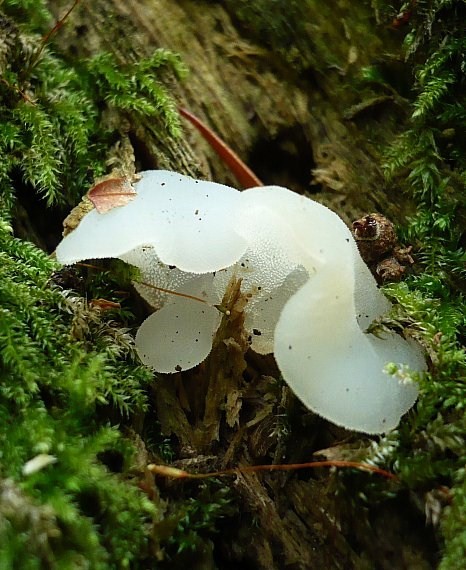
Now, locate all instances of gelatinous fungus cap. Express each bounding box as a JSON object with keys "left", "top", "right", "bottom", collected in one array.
[{"left": 56, "top": 170, "right": 426, "bottom": 434}]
